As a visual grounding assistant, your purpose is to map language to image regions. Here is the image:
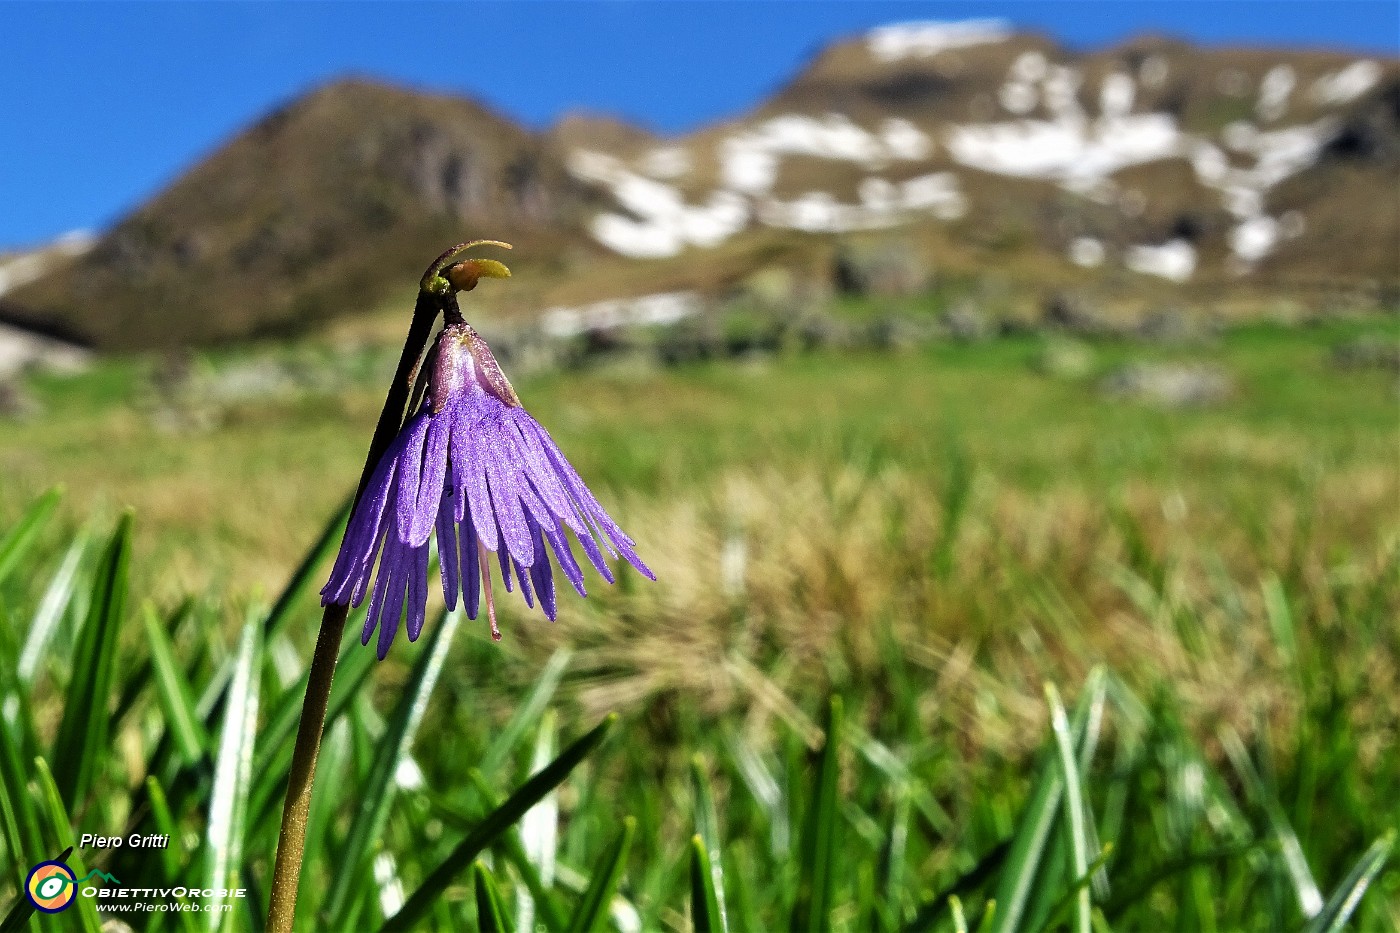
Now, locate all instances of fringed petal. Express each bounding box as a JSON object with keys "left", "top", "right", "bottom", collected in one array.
[
  {"left": 405, "top": 540, "right": 430, "bottom": 642},
  {"left": 534, "top": 420, "right": 656, "bottom": 581},
  {"left": 436, "top": 492, "right": 460, "bottom": 610},
  {"left": 375, "top": 538, "right": 412, "bottom": 659},
  {"left": 527, "top": 516, "right": 557, "bottom": 619},
  {"left": 486, "top": 450, "right": 535, "bottom": 567},
  {"left": 398, "top": 413, "right": 448, "bottom": 547},
  {"left": 537, "top": 509, "right": 586, "bottom": 597},
  {"left": 460, "top": 424, "right": 499, "bottom": 553},
  {"left": 322, "top": 432, "right": 403, "bottom": 604},
  {"left": 496, "top": 537, "right": 513, "bottom": 593},
  {"left": 463, "top": 505, "right": 481, "bottom": 620},
  {"left": 390, "top": 413, "right": 431, "bottom": 543},
  {"left": 511, "top": 415, "right": 588, "bottom": 536}
]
